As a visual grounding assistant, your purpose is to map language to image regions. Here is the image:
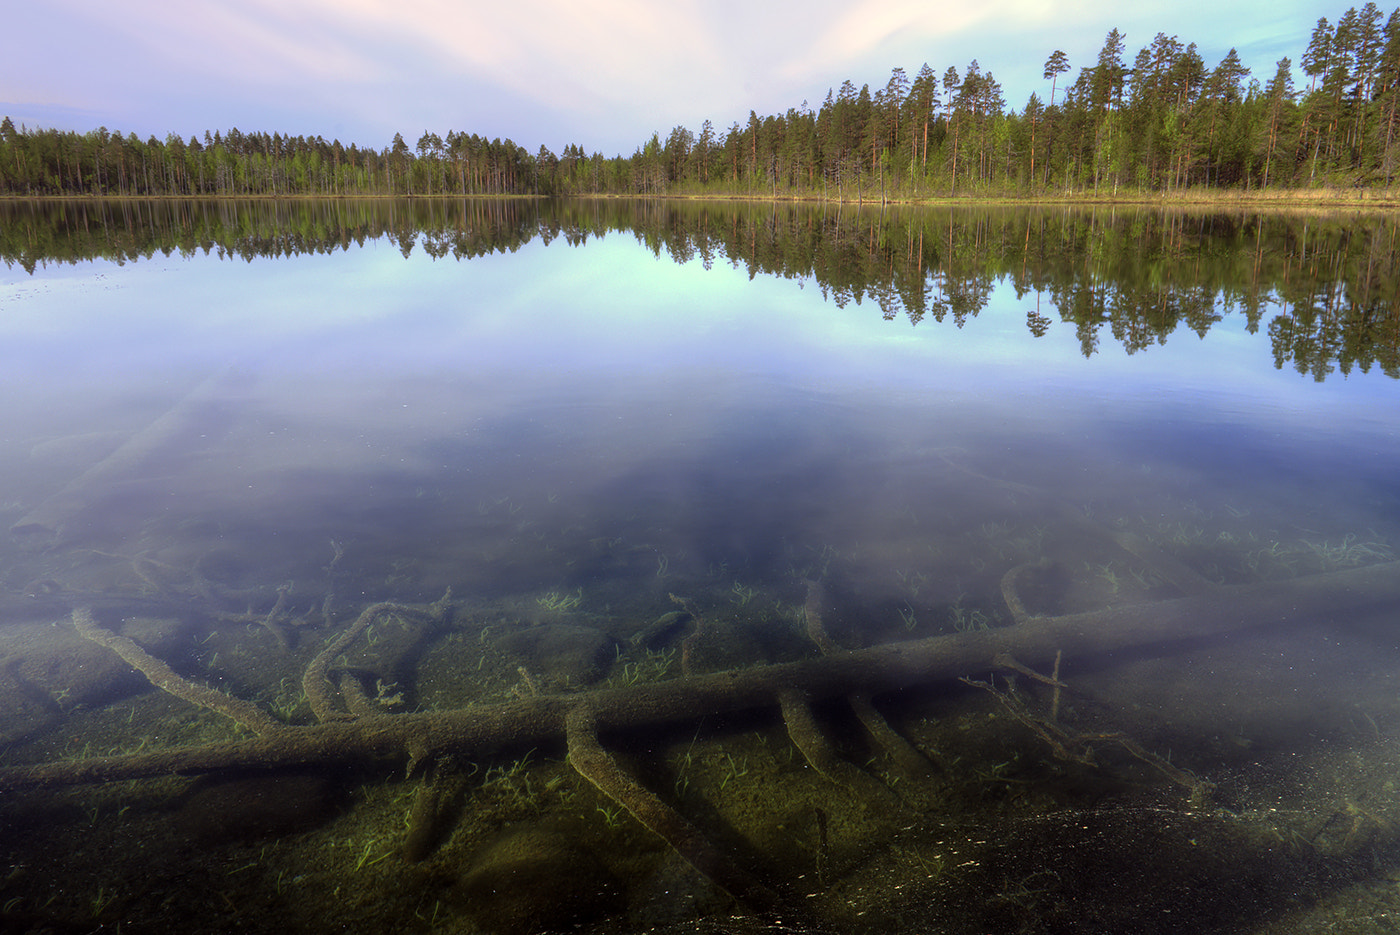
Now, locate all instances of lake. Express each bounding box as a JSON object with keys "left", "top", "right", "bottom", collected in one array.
[{"left": 0, "top": 198, "right": 1398, "bottom": 934}]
